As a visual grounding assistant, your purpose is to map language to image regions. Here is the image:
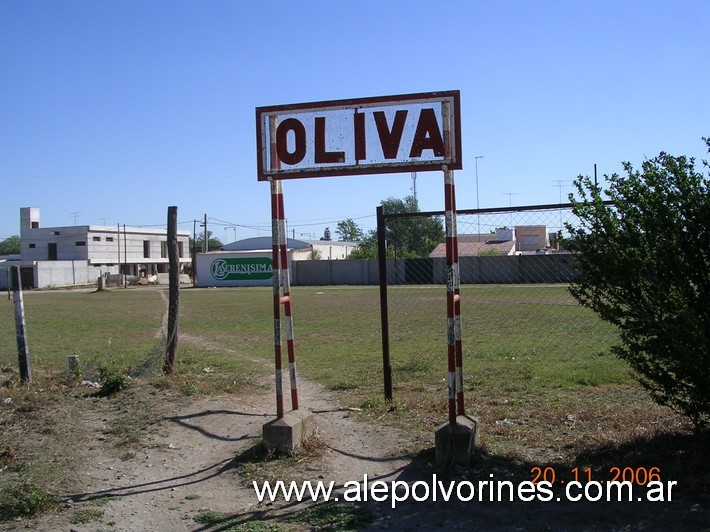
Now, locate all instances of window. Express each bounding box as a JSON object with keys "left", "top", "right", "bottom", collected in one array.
[
  {"left": 178, "top": 242, "right": 184, "bottom": 258},
  {"left": 31, "top": 221, "right": 39, "bottom": 229},
  {"left": 75, "top": 241, "right": 86, "bottom": 246},
  {"left": 161, "top": 241, "right": 168, "bottom": 258},
  {"left": 106, "top": 237, "right": 114, "bottom": 243},
  {"left": 48, "top": 243, "right": 57, "bottom": 260},
  {"left": 29, "top": 243, "right": 36, "bottom": 249},
  {"left": 93, "top": 236, "right": 101, "bottom": 242},
  {"left": 143, "top": 240, "right": 151, "bottom": 258},
  {"left": 50, "top": 231, "right": 61, "bottom": 236}
]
